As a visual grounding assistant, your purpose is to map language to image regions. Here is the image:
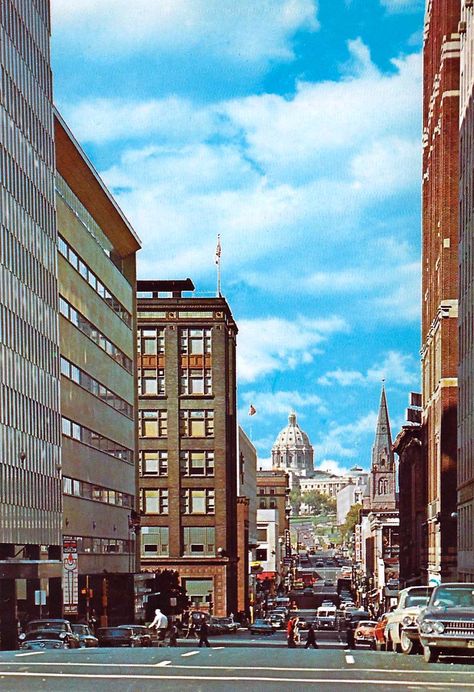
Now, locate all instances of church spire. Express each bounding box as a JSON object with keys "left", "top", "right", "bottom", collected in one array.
[{"left": 371, "top": 382, "right": 394, "bottom": 470}]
